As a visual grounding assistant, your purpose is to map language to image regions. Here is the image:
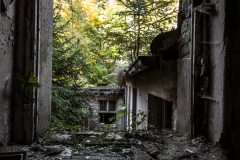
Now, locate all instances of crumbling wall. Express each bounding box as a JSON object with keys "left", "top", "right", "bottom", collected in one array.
[
  {"left": 0, "top": 0, "right": 15, "bottom": 145},
  {"left": 176, "top": 0, "right": 192, "bottom": 134},
  {"left": 88, "top": 98, "right": 101, "bottom": 129}
]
